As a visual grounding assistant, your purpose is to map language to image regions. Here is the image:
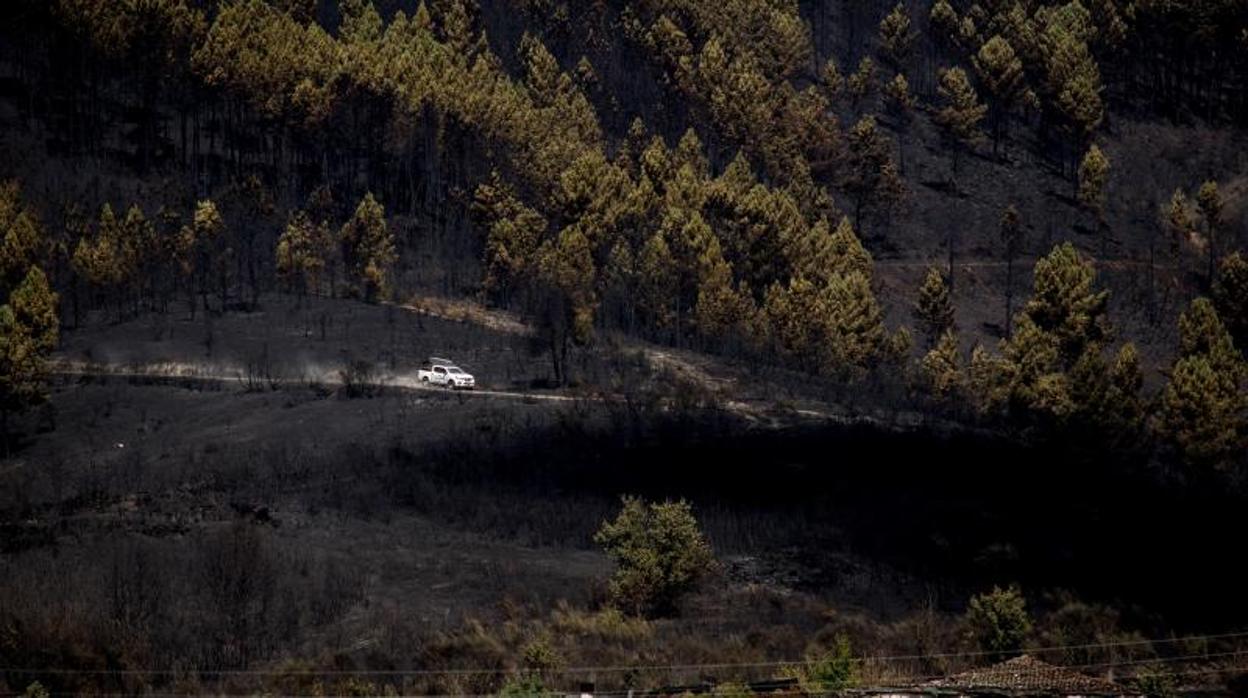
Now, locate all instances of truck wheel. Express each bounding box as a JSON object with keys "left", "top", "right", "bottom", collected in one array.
[{"left": 421, "top": 376, "right": 428, "bottom": 383}]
